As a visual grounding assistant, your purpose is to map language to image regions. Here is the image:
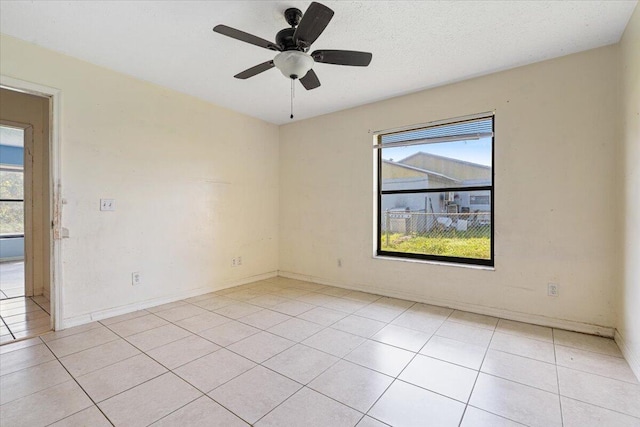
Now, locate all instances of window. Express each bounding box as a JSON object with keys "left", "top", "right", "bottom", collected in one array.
[
  {"left": 0, "top": 126, "right": 25, "bottom": 237},
  {"left": 0, "top": 167, "right": 24, "bottom": 236},
  {"left": 375, "top": 113, "right": 494, "bottom": 266}
]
